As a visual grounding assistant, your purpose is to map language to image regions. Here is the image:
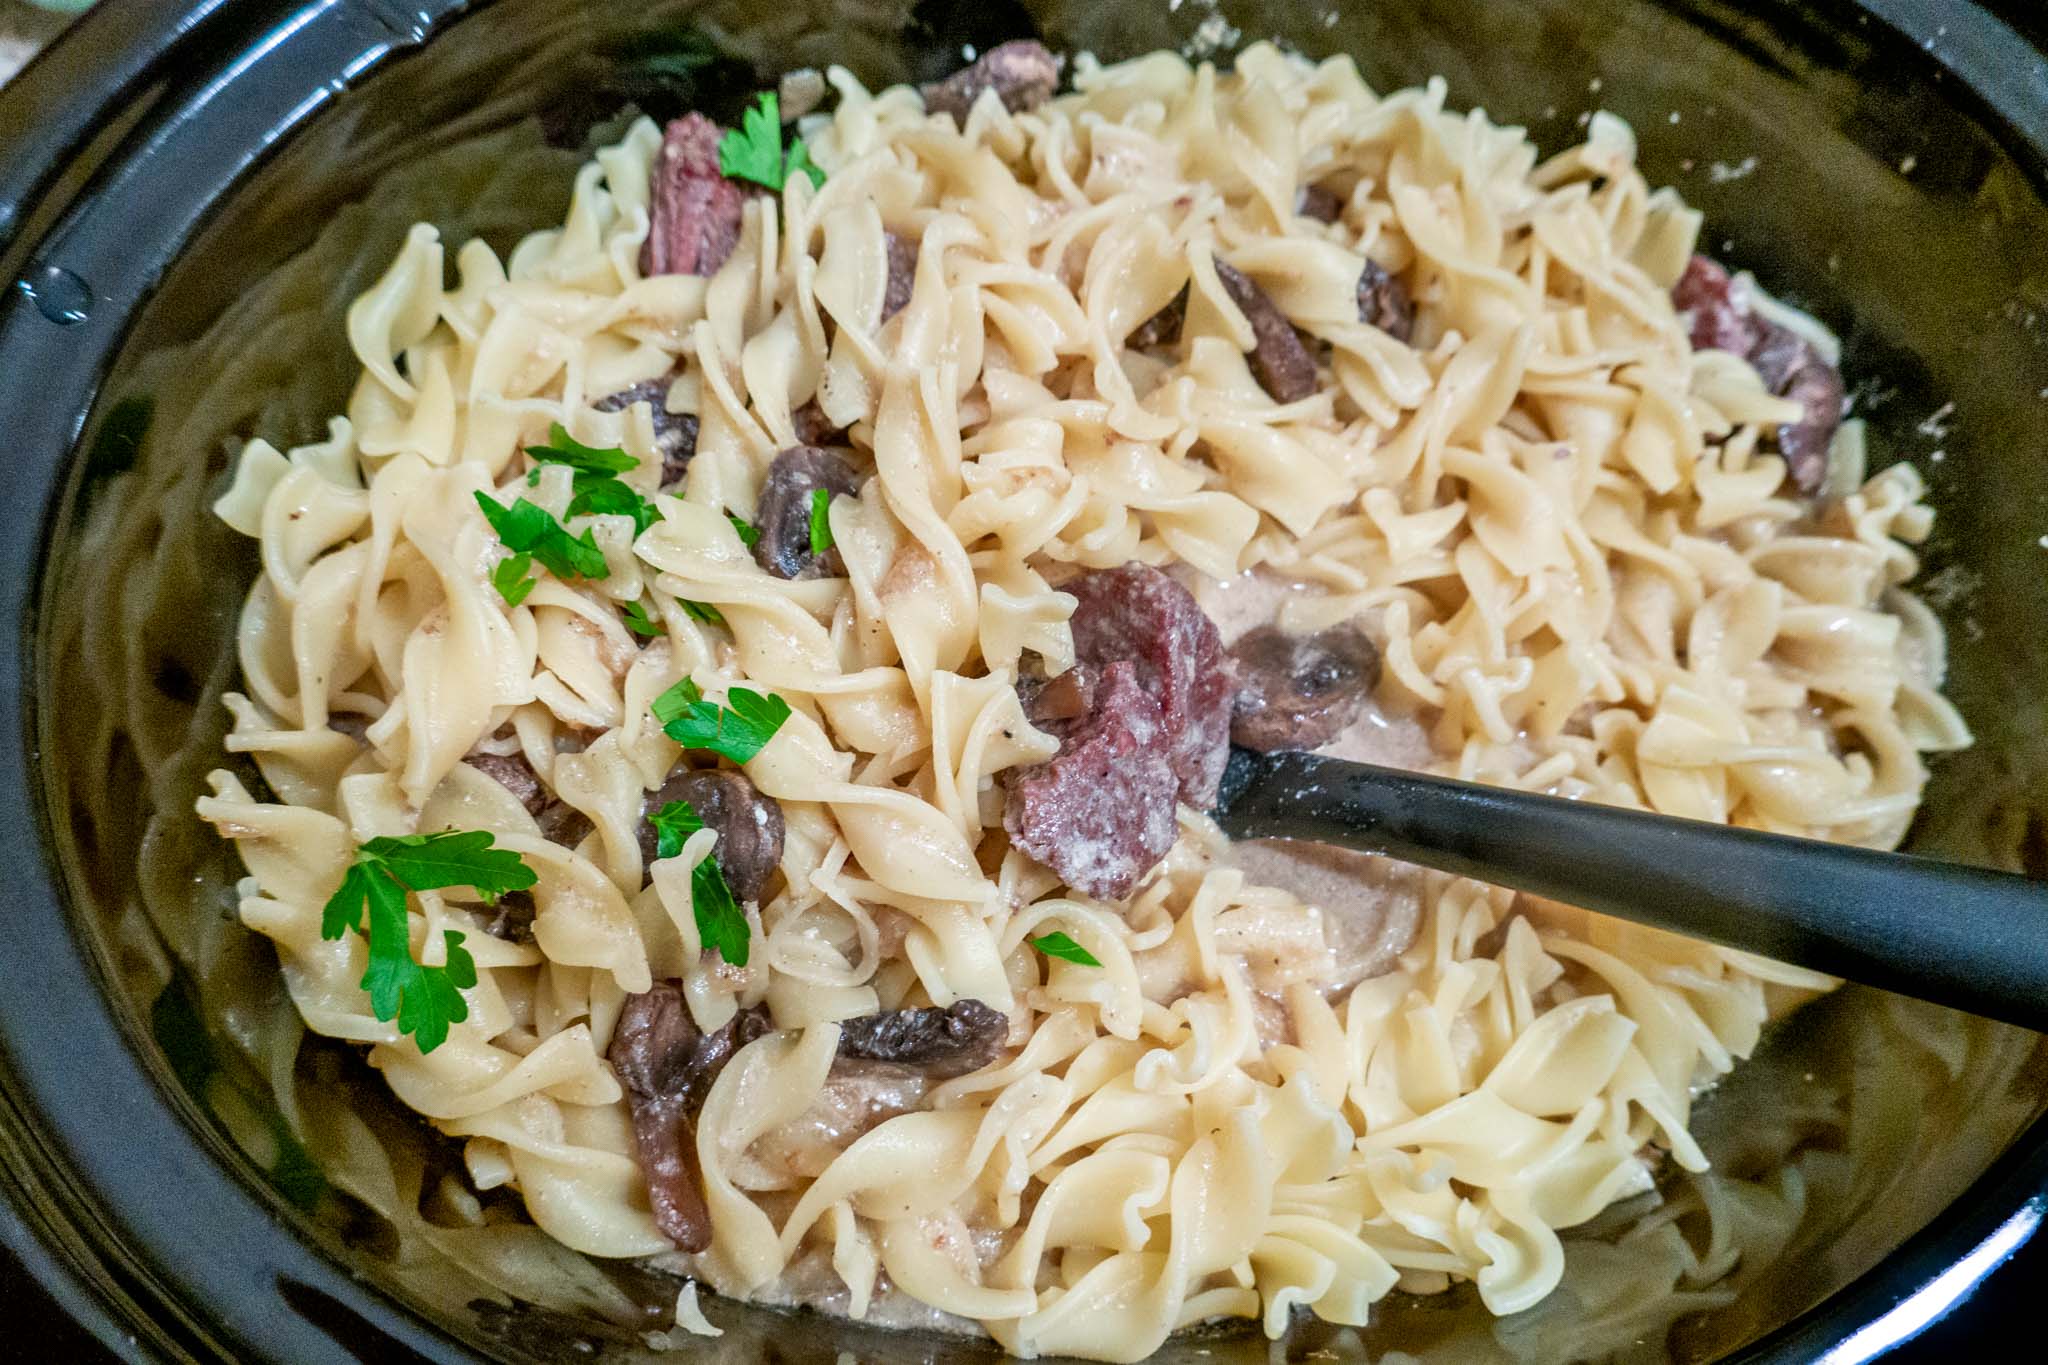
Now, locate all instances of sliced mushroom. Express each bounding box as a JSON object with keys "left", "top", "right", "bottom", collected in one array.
[
  {"left": 791, "top": 398, "right": 844, "bottom": 447},
  {"left": 921, "top": 39, "right": 1060, "bottom": 127},
  {"left": 1228, "top": 624, "right": 1381, "bottom": 753},
  {"left": 1357, "top": 260, "right": 1415, "bottom": 343},
  {"left": 1297, "top": 183, "right": 1343, "bottom": 223},
  {"left": 608, "top": 989, "right": 772, "bottom": 1252},
  {"left": 834, "top": 1000, "right": 1008, "bottom": 1078},
  {"left": 482, "top": 890, "right": 536, "bottom": 945},
  {"left": 641, "top": 768, "right": 785, "bottom": 902},
  {"left": 753, "top": 445, "right": 864, "bottom": 580},
  {"left": 596, "top": 378, "right": 699, "bottom": 488},
  {"left": 1017, "top": 664, "right": 1096, "bottom": 725},
  {"left": 466, "top": 753, "right": 594, "bottom": 849},
  {"left": 883, "top": 230, "right": 919, "bottom": 321},
  {"left": 1213, "top": 260, "right": 1318, "bottom": 404},
  {"left": 1126, "top": 285, "right": 1188, "bottom": 351}
]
